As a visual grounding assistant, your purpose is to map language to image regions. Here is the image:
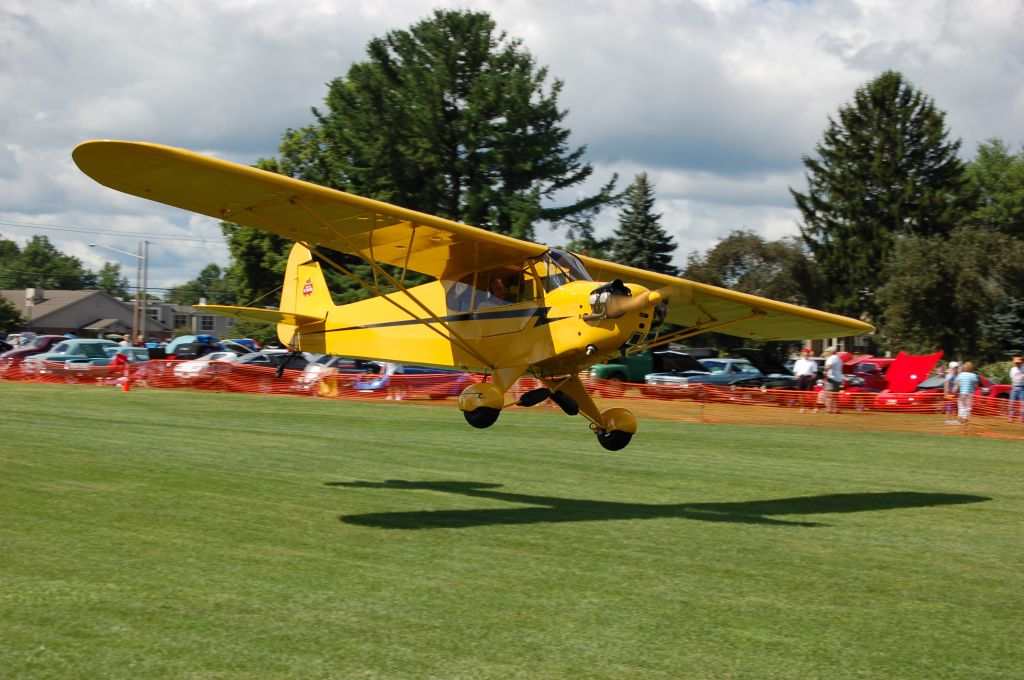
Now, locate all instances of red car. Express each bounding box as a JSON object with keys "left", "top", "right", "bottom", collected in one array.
[
  {"left": 864, "top": 351, "right": 944, "bottom": 410},
  {"left": 0, "top": 334, "right": 68, "bottom": 360},
  {"left": 843, "top": 355, "right": 897, "bottom": 391},
  {"left": 876, "top": 373, "right": 1012, "bottom": 412}
]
